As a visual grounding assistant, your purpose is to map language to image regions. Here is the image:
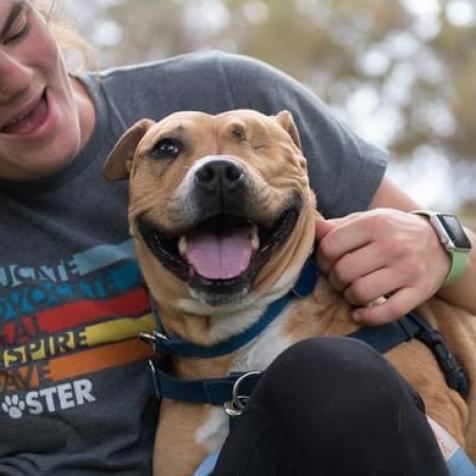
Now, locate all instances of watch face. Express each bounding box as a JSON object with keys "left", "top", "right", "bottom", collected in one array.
[{"left": 439, "top": 214, "right": 472, "bottom": 249}]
